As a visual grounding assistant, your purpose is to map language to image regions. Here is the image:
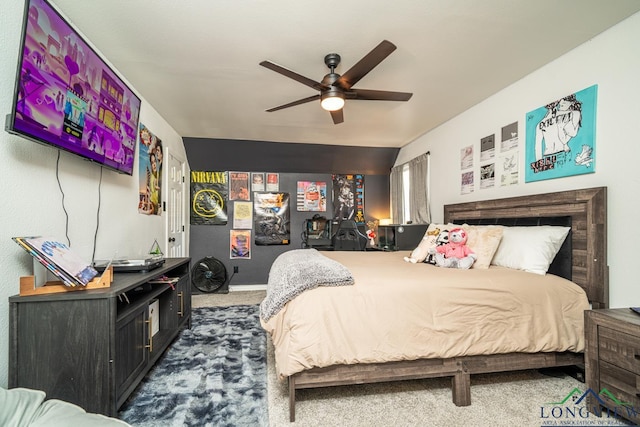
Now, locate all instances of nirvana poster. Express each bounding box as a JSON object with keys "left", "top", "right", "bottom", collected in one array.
[
  {"left": 138, "top": 124, "right": 163, "bottom": 216},
  {"left": 254, "top": 192, "right": 290, "bottom": 245},
  {"left": 332, "top": 174, "right": 365, "bottom": 224},
  {"left": 525, "top": 84, "right": 597, "bottom": 182},
  {"left": 190, "top": 171, "right": 228, "bottom": 225}
]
